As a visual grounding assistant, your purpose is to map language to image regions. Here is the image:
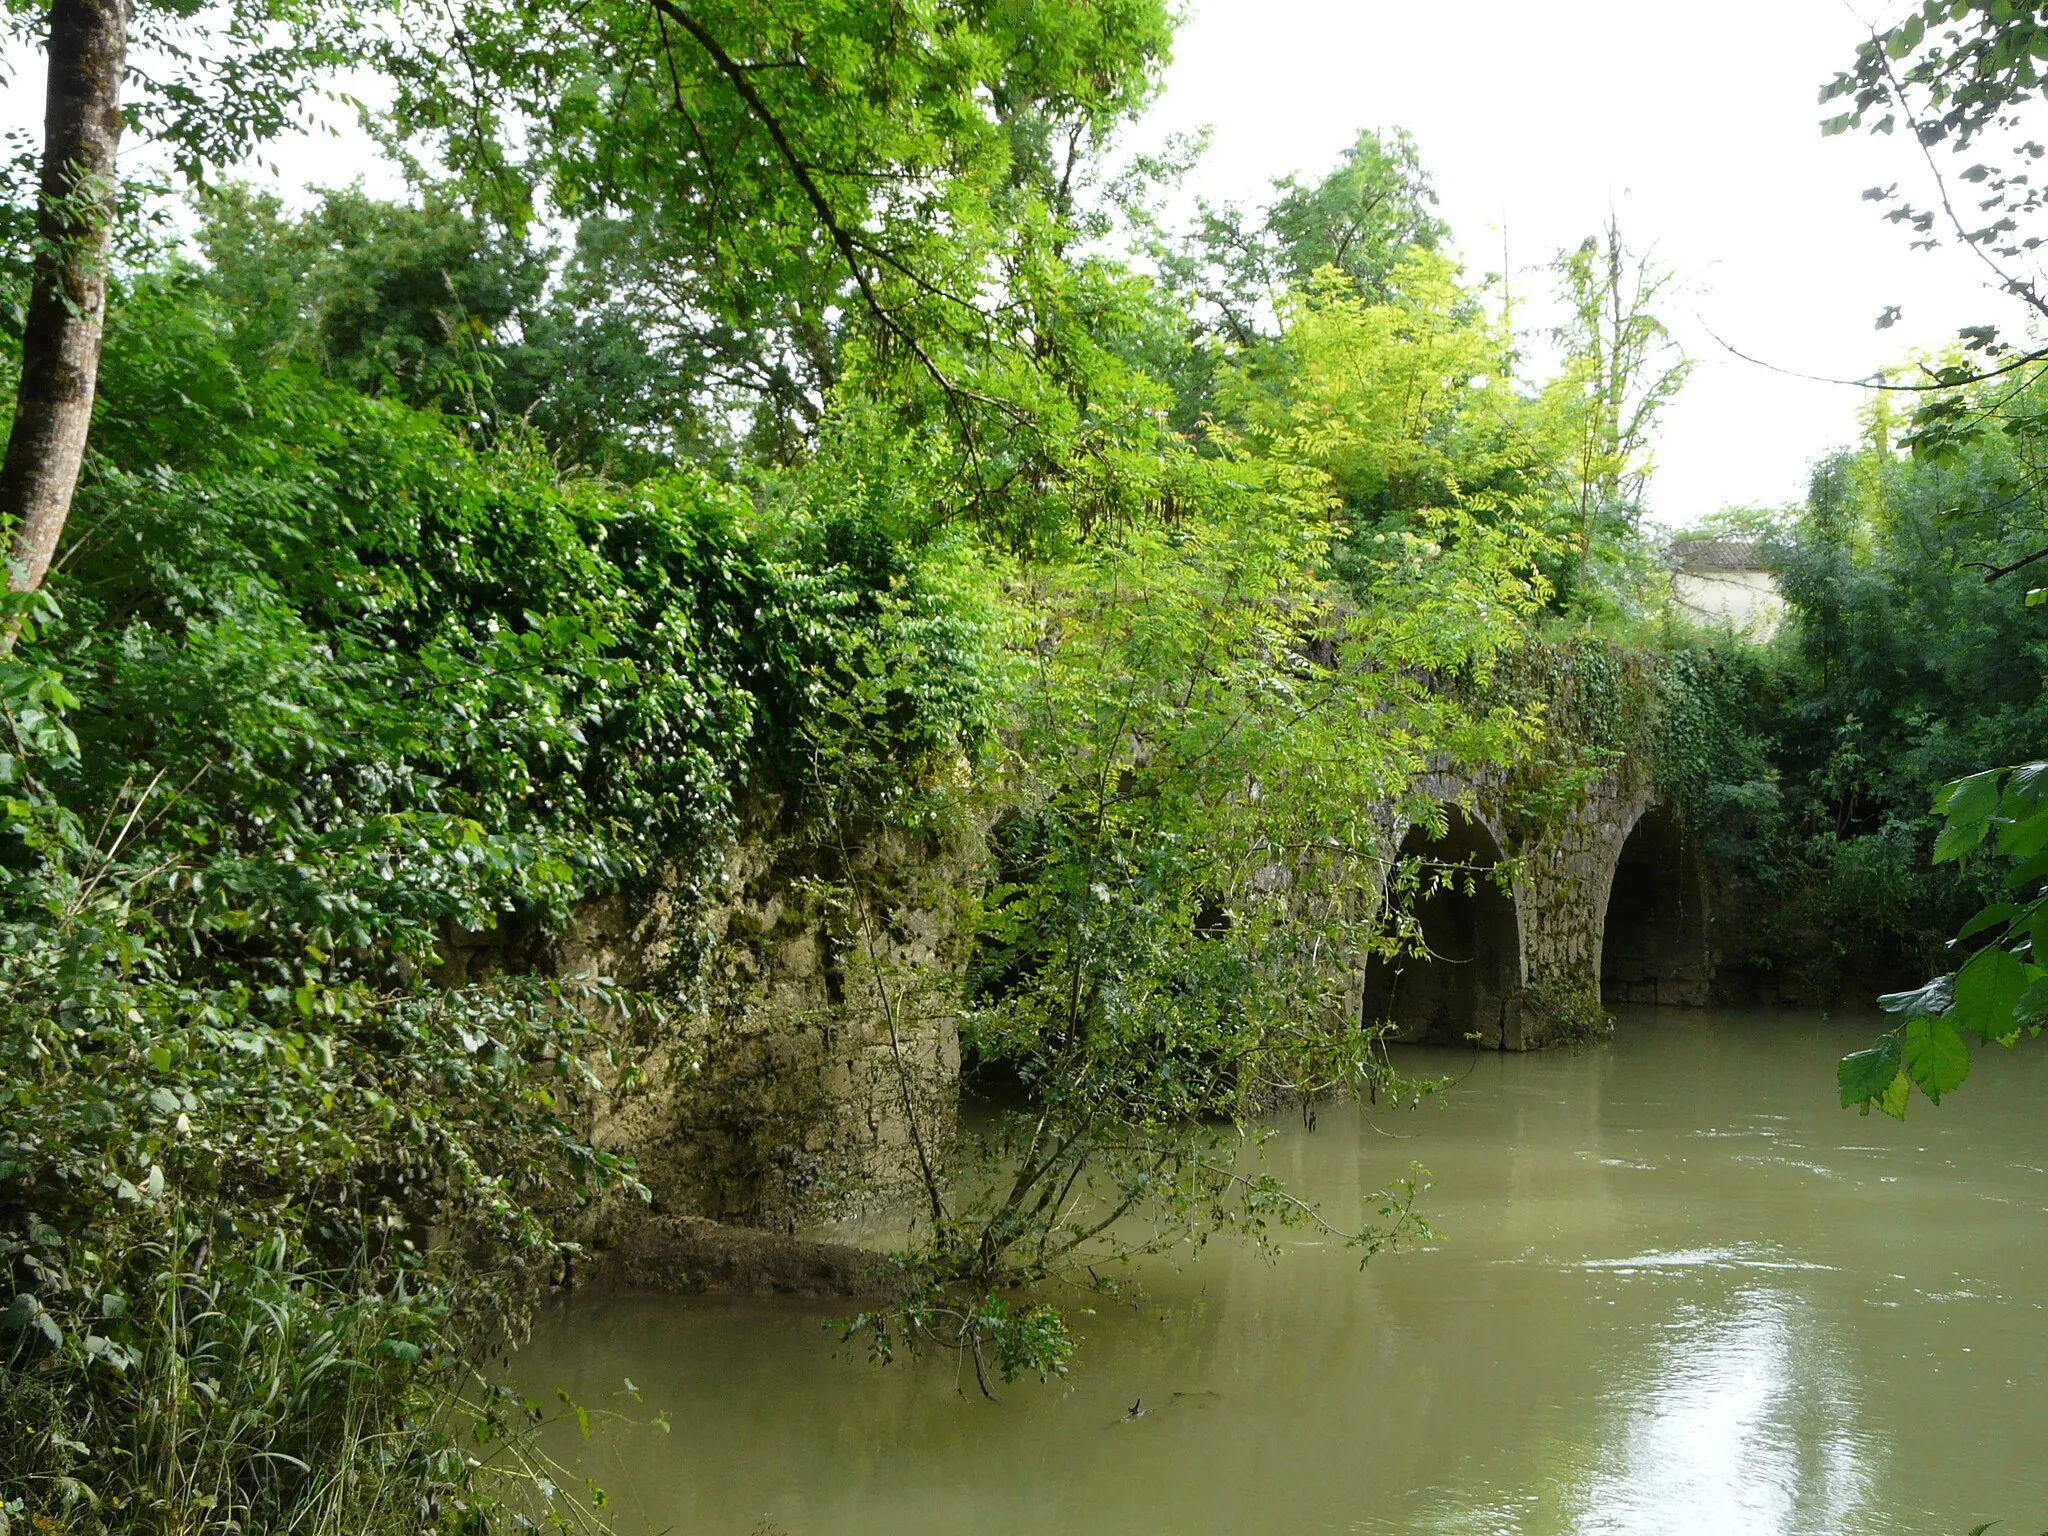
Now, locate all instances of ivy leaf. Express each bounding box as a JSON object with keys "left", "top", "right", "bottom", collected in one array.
[
  {"left": 1839, "top": 1034, "right": 1903, "bottom": 1108},
  {"left": 1903, "top": 1016, "right": 1971, "bottom": 1103},
  {"left": 1953, "top": 945, "right": 2029, "bottom": 1044}
]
